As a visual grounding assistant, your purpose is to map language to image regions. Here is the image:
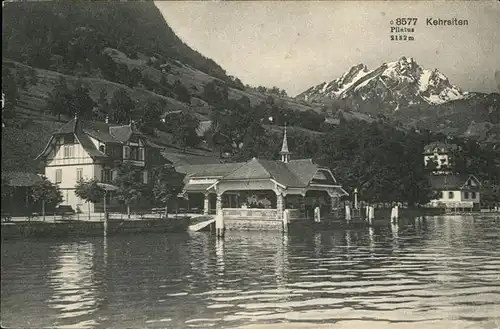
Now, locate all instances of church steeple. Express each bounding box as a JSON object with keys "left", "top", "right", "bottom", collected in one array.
[{"left": 280, "top": 124, "right": 291, "bottom": 163}]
